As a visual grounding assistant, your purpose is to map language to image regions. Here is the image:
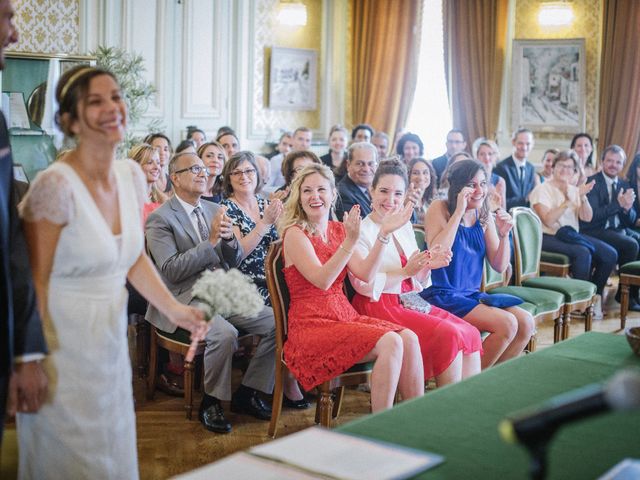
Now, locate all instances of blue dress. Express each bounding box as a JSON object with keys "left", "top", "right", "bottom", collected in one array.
[{"left": 420, "top": 212, "right": 521, "bottom": 318}]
